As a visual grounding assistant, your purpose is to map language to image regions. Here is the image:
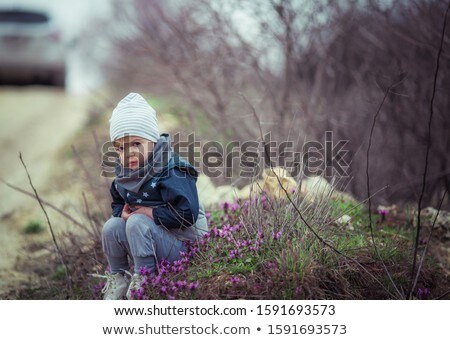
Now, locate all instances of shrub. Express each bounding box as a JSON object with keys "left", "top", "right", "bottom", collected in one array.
[{"left": 24, "top": 220, "right": 44, "bottom": 234}]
